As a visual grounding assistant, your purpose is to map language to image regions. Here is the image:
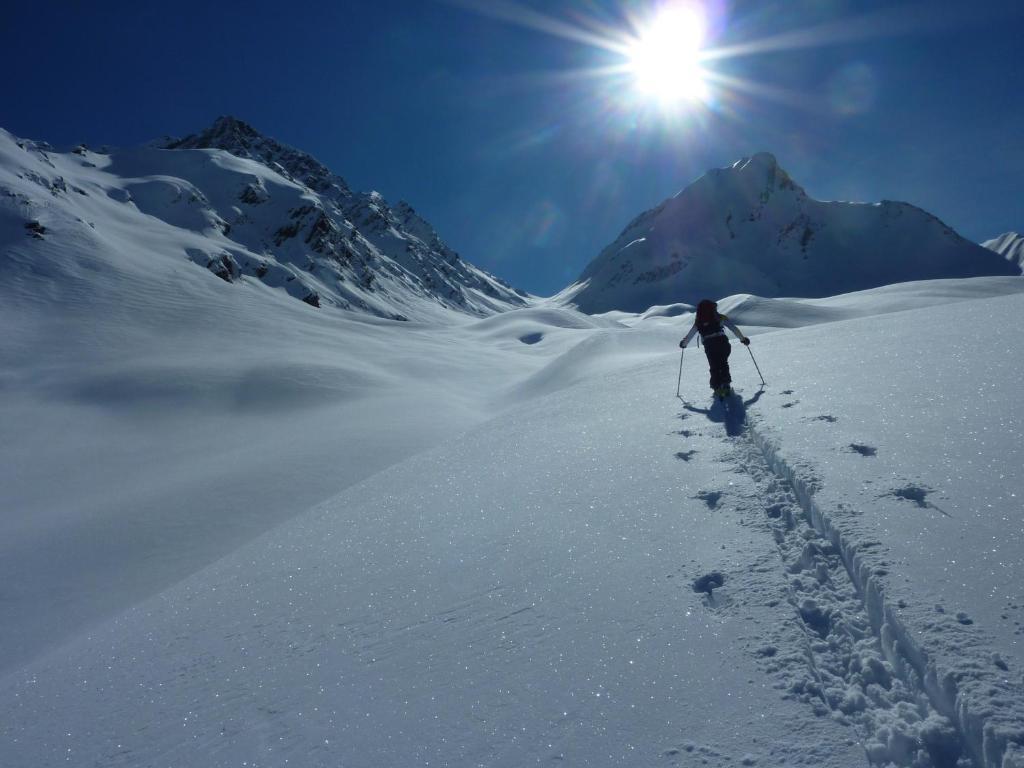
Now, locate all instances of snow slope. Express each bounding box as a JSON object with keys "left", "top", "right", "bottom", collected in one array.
[
  {"left": 3, "top": 276, "right": 1023, "bottom": 767},
  {"left": 741, "top": 294, "right": 1024, "bottom": 767},
  {"left": 983, "top": 232, "right": 1024, "bottom": 273},
  {"left": 560, "top": 154, "right": 1018, "bottom": 313},
  {"left": 0, "top": 274, "right": 581, "bottom": 674},
  {"left": 0, "top": 120, "right": 528, "bottom": 322}
]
